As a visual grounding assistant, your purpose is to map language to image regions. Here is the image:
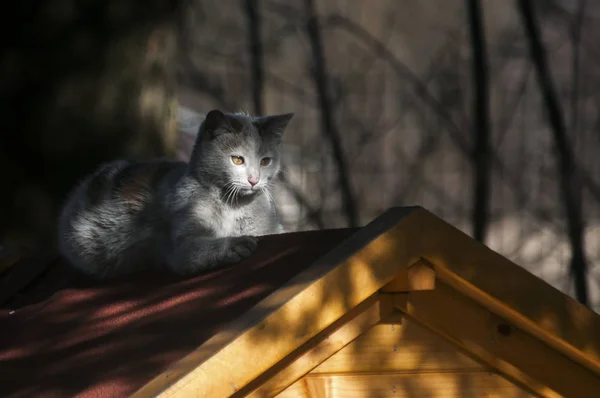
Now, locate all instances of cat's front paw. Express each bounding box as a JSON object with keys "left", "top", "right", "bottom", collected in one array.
[{"left": 222, "top": 236, "right": 258, "bottom": 264}]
